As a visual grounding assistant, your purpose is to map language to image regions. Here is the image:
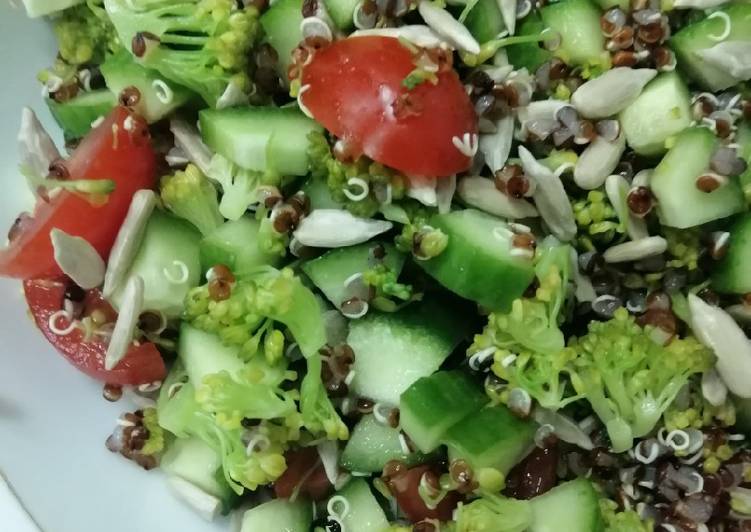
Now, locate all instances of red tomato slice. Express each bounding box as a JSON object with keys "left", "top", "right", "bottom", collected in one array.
[
  {"left": 301, "top": 36, "right": 478, "bottom": 178},
  {"left": 0, "top": 107, "right": 157, "bottom": 279},
  {"left": 274, "top": 447, "right": 333, "bottom": 501},
  {"left": 24, "top": 278, "right": 166, "bottom": 386},
  {"left": 390, "top": 465, "right": 463, "bottom": 523}
]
